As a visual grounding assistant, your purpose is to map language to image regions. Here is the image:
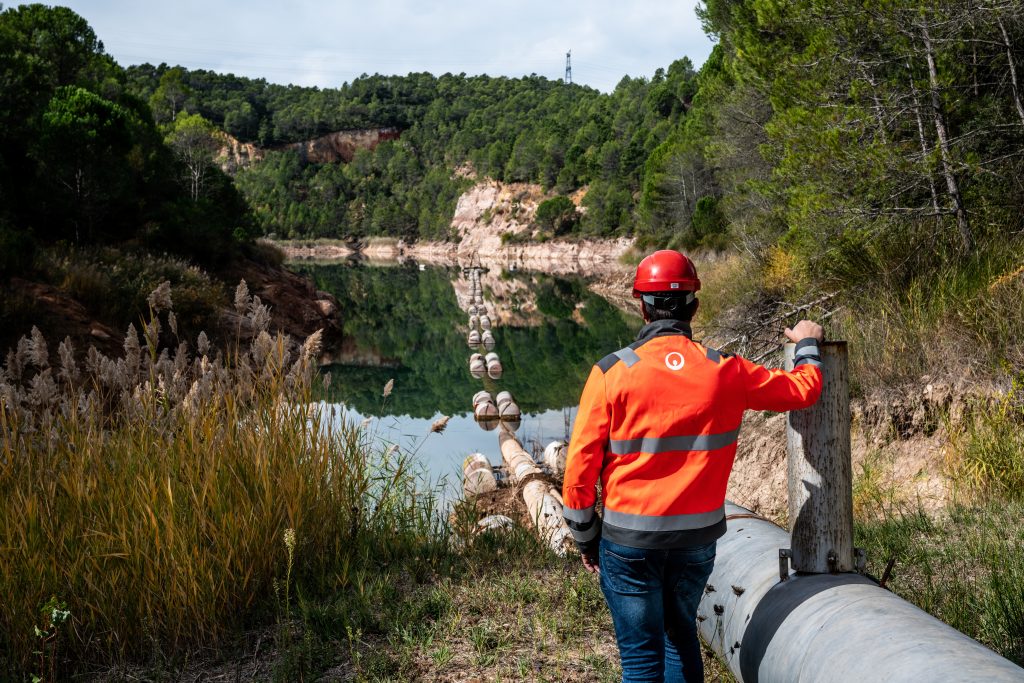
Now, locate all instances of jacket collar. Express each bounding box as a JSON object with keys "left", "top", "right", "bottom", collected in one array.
[{"left": 636, "top": 319, "right": 693, "bottom": 343}]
